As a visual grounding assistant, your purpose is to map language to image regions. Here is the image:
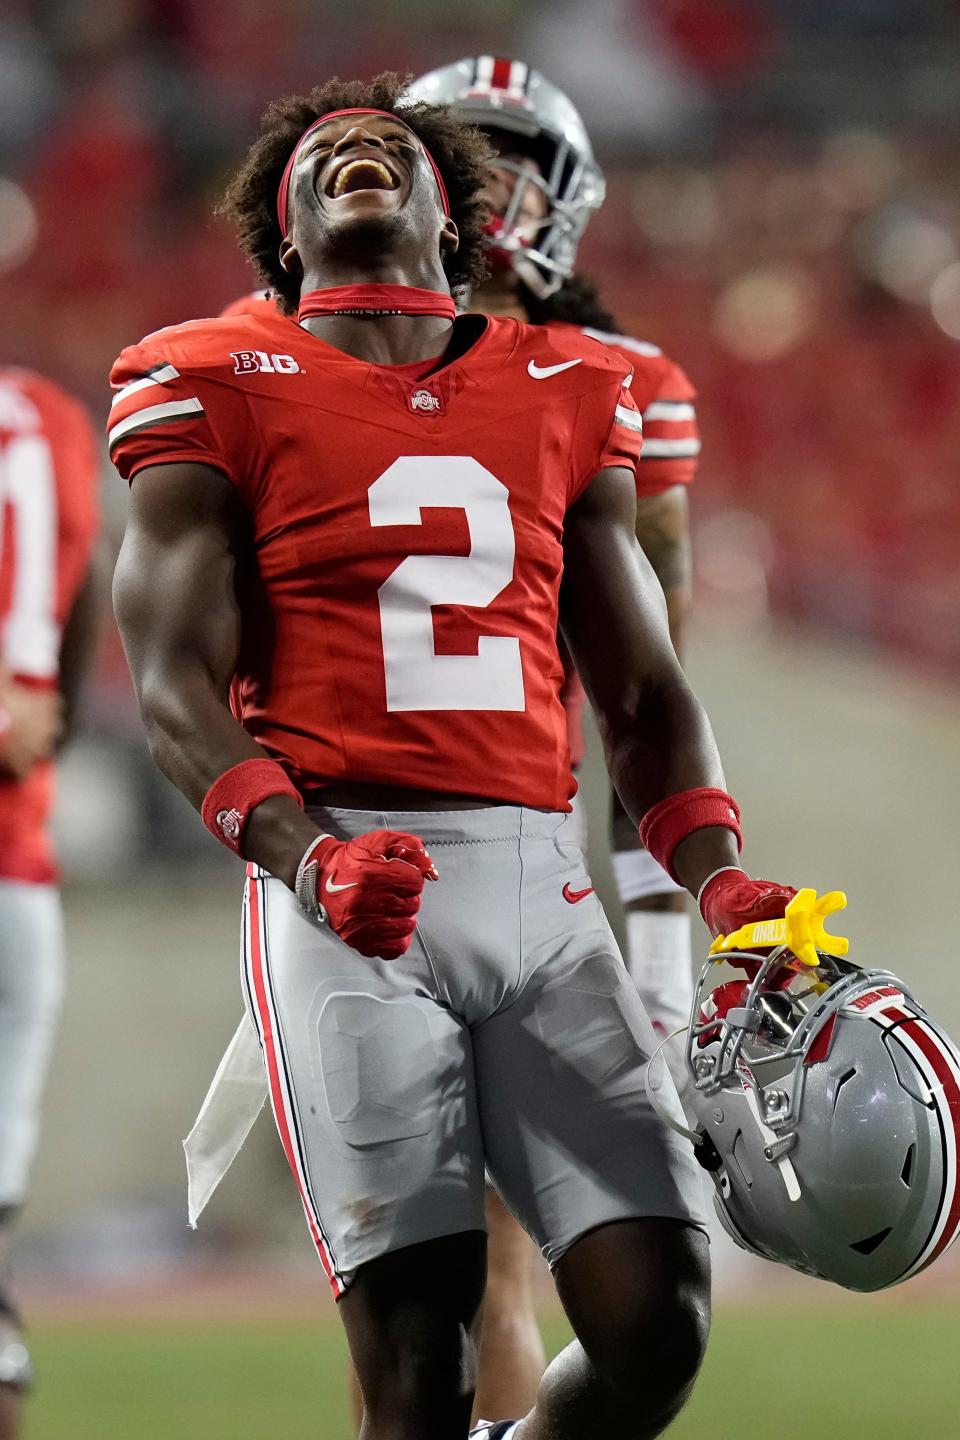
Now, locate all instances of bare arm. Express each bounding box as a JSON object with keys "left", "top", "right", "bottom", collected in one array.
[
  {"left": 560, "top": 466, "right": 737, "bottom": 896},
  {"left": 633, "top": 484, "right": 691, "bottom": 660},
  {"left": 112, "top": 462, "right": 320, "bottom": 886}
]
